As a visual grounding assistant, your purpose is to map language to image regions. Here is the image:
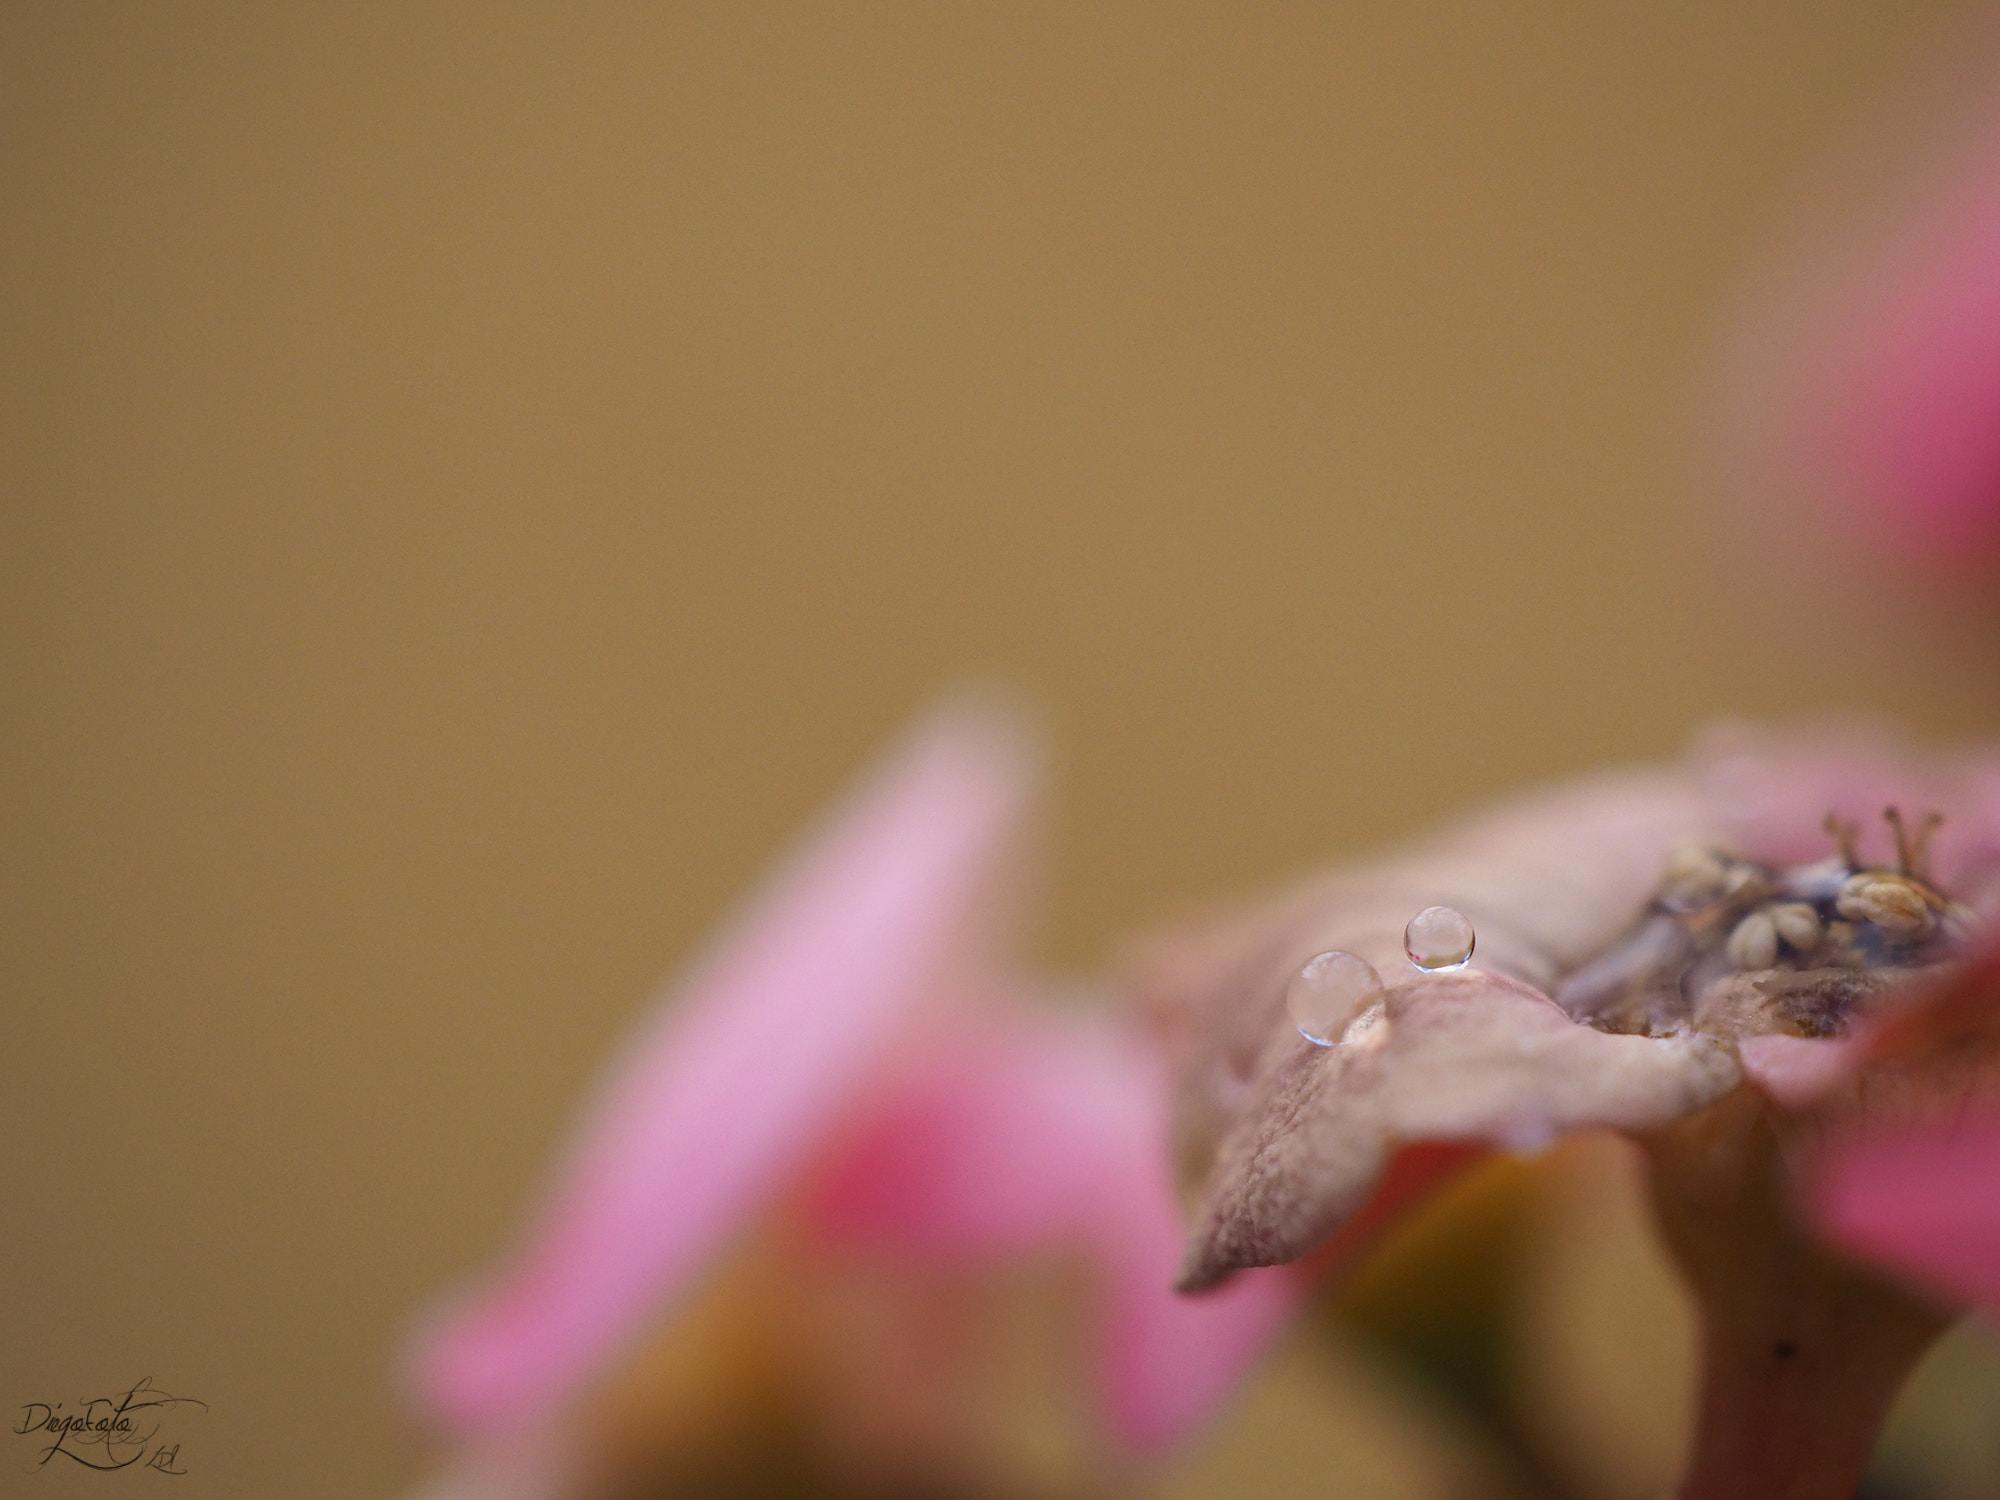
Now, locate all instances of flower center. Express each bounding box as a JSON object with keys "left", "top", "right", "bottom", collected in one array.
[{"left": 1553, "top": 807, "right": 1975, "bottom": 1041}]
